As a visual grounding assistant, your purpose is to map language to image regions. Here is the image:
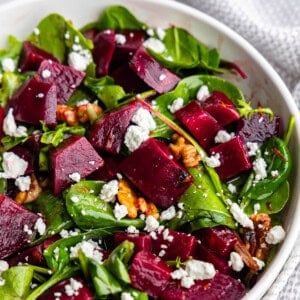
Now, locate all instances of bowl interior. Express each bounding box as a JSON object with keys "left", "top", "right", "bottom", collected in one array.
[{"left": 0, "top": 0, "right": 299, "bottom": 298}]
